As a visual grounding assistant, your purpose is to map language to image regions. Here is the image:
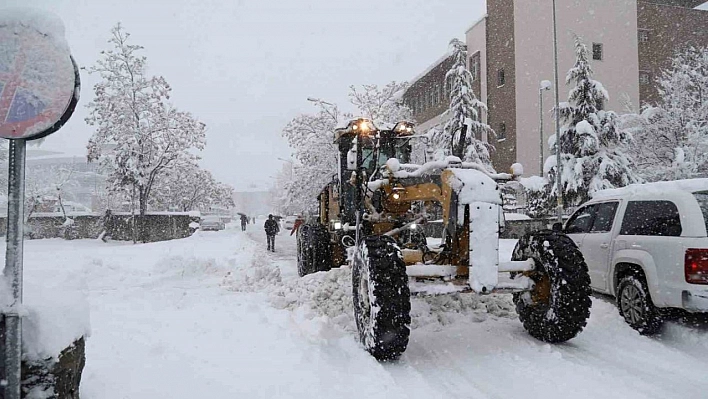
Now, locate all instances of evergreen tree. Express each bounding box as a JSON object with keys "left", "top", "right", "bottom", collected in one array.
[
  {"left": 546, "top": 36, "right": 639, "bottom": 207},
  {"left": 434, "top": 39, "right": 494, "bottom": 170}
]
